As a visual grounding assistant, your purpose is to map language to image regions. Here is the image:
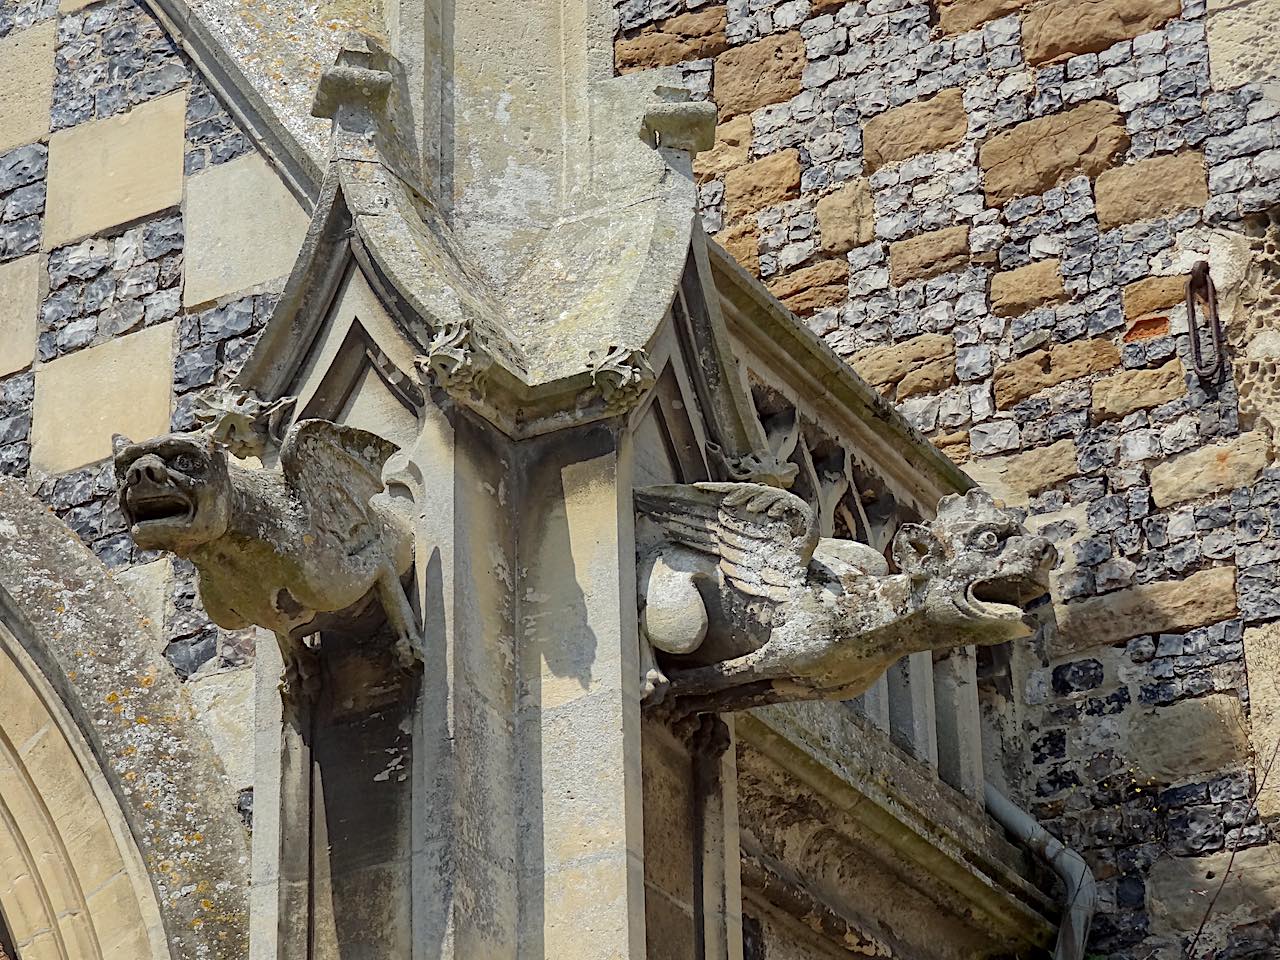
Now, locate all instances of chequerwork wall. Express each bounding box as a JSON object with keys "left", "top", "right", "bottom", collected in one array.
[{"left": 612, "top": 0, "right": 1280, "bottom": 956}]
